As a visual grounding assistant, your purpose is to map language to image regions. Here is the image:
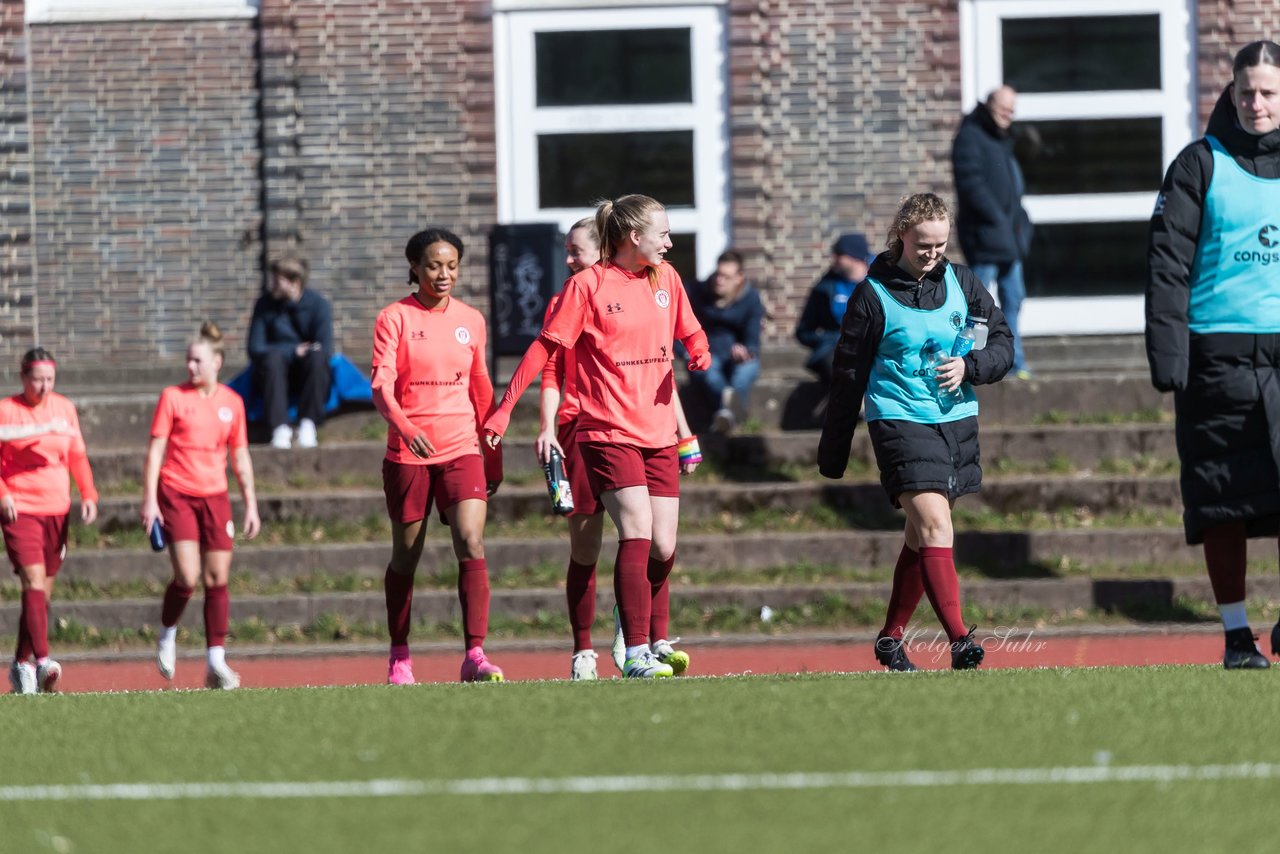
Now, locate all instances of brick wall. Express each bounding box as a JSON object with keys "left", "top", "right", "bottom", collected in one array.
[
  {"left": 0, "top": 0, "right": 34, "bottom": 353},
  {"left": 271, "top": 0, "right": 497, "bottom": 366},
  {"left": 26, "top": 18, "right": 262, "bottom": 366},
  {"left": 728, "top": 0, "right": 962, "bottom": 344},
  {"left": 1195, "top": 1, "right": 1280, "bottom": 126}
]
